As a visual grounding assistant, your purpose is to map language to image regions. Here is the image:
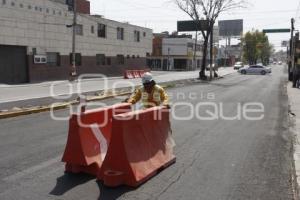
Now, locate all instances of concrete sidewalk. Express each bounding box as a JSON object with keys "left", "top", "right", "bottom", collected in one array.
[
  {"left": 287, "top": 82, "right": 300, "bottom": 198},
  {"left": 0, "top": 67, "right": 236, "bottom": 110}
]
